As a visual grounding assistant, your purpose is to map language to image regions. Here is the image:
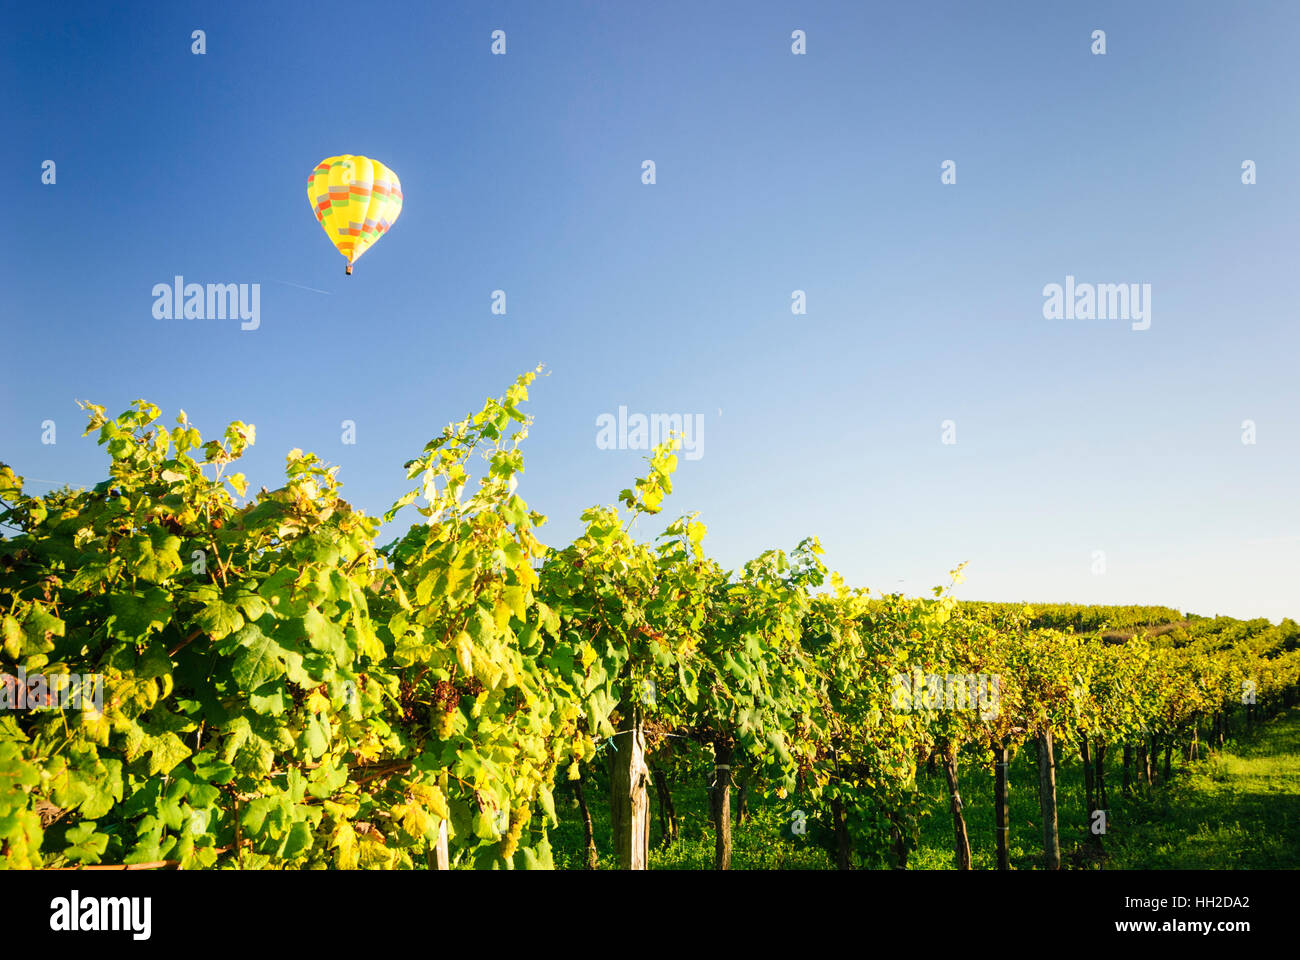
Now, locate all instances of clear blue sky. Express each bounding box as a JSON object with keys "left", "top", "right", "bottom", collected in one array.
[{"left": 4, "top": 1, "right": 1299, "bottom": 622}]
